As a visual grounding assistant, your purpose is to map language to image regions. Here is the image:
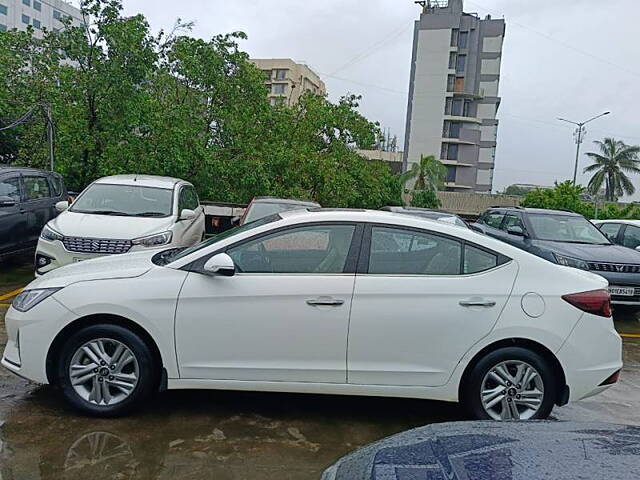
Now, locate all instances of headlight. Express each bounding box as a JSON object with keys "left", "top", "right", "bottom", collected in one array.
[
  {"left": 12, "top": 288, "right": 62, "bottom": 312},
  {"left": 553, "top": 253, "right": 589, "bottom": 270},
  {"left": 40, "top": 225, "right": 64, "bottom": 242},
  {"left": 131, "top": 231, "right": 172, "bottom": 248}
]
